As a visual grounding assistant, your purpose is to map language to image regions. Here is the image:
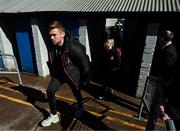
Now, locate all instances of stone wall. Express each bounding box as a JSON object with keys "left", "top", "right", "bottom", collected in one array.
[{"left": 136, "top": 23, "right": 160, "bottom": 97}]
